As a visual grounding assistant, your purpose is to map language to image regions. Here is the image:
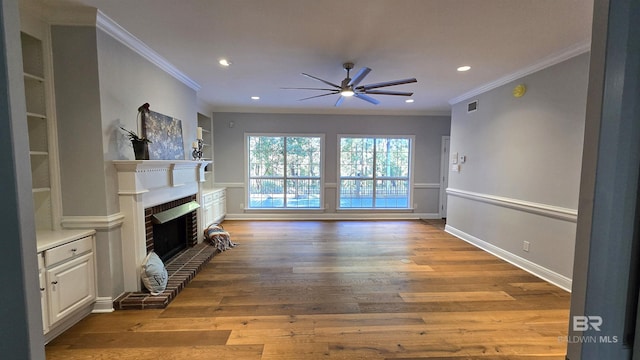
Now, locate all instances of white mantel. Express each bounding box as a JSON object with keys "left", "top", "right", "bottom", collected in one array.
[{"left": 113, "top": 160, "right": 210, "bottom": 292}]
